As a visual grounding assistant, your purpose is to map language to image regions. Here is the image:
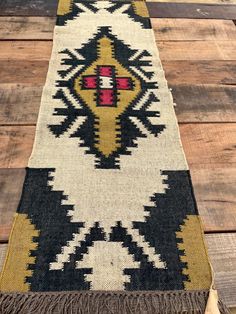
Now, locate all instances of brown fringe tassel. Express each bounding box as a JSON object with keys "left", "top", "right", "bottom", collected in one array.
[{"left": 0, "top": 290, "right": 230, "bottom": 314}]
